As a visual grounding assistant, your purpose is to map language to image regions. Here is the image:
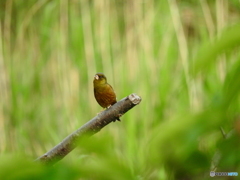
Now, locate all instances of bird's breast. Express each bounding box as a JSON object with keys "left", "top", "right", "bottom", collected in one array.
[{"left": 94, "top": 84, "right": 117, "bottom": 108}]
